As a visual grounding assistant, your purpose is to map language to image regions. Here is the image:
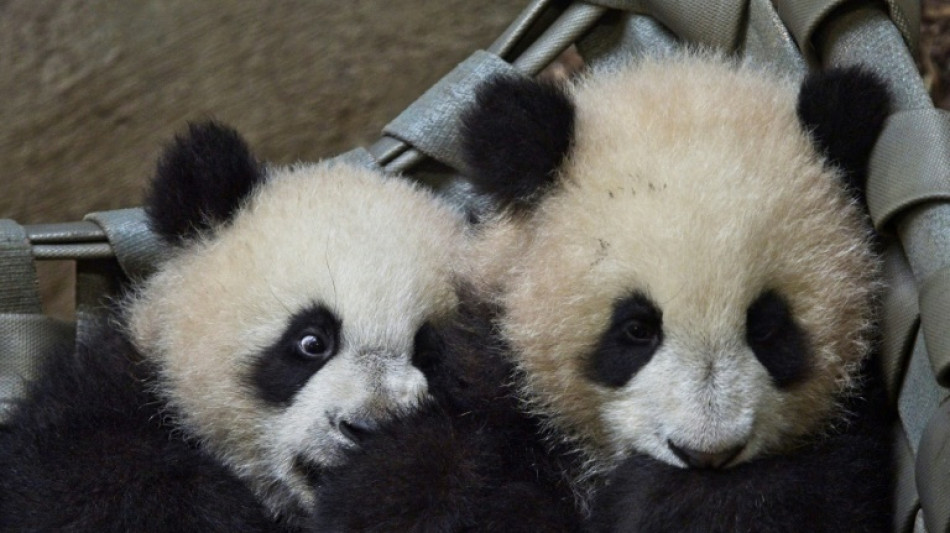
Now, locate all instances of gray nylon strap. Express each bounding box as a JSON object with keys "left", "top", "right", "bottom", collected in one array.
[
  {"left": 880, "top": 243, "right": 922, "bottom": 400},
  {"left": 773, "top": 0, "right": 850, "bottom": 53},
  {"left": 894, "top": 428, "right": 921, "bottom": 533},
  {"left": 918, "top": 267, "right": 950, "bottom": 387},
  {"left": 899, "top": 328, "right": 945, "bottom": 455},
  {"left": 0, "top": 220, "right": 42, "bottom": 314},
  {"left": 332, "top": 147, "right": 383, "bottom": 171},
  {"left": 0, "top": 315, "right": 74, "bottom": 421},
  {"left": 383, "top": 50, "right": 520, "bottom": 173},
  {"left": 916, "top": 399, "right": 950, "bottom": 533},
  {"left": 587, "top": 0, "right": 745, "bottom": 49},
  {"left": 84, "top": 208, "right": 165, "bottom": 281},
  {"left": 0, "top": 220, "right": 74, "bottom": 423},
  {"left": 867, "top": 110, "right": 950, "bottom": 231}
]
